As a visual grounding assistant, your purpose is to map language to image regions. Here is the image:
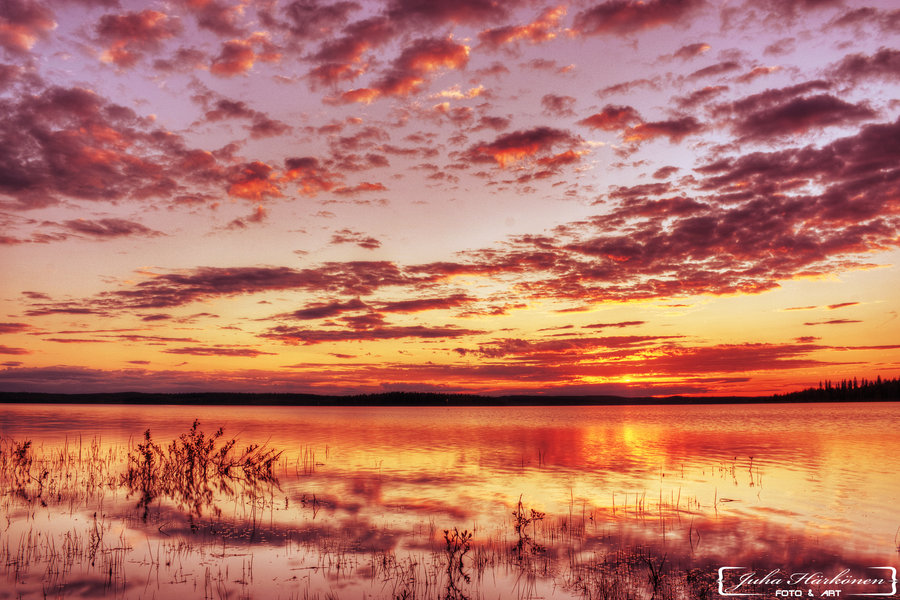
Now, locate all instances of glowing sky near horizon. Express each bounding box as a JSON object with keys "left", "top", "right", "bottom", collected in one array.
[{"left": 1, "top": 0, "right": 899, "bottom": 396}]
